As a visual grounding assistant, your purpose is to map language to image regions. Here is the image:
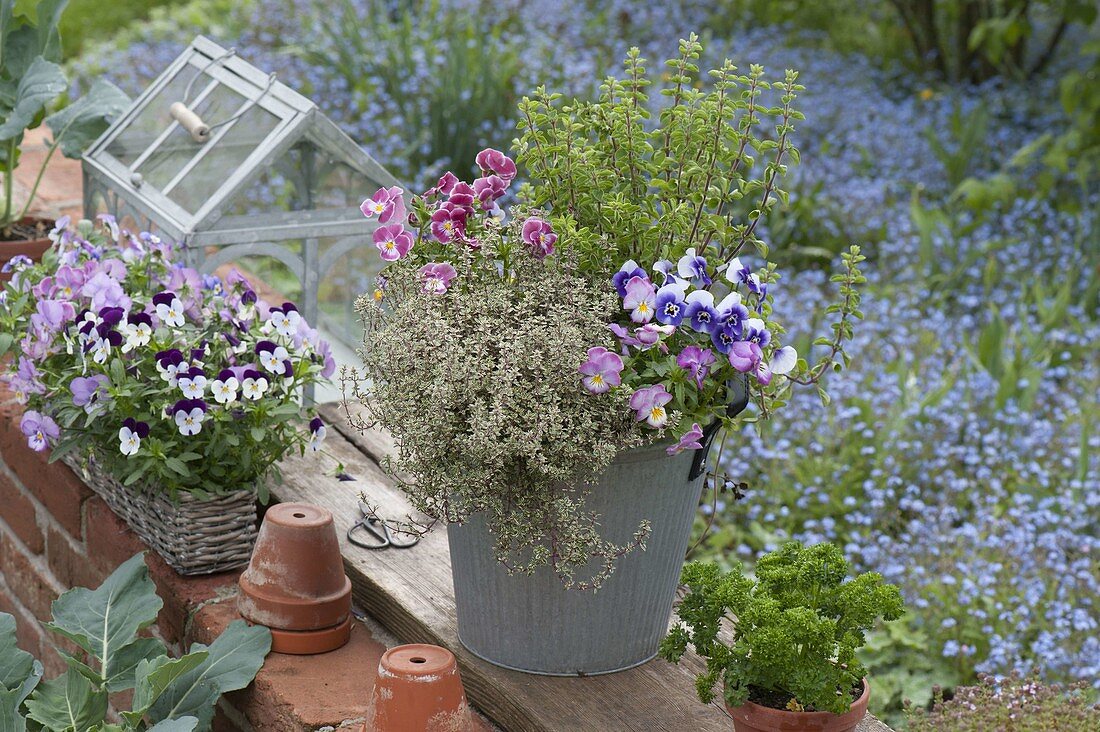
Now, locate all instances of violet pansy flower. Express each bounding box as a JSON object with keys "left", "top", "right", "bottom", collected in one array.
[
  {"left": 475, "top": 148, "right": 517, "bottom": 182},
  {"left": 612, "top": 260, "right": 646, "bottom": 297},
  {"left": 122, "top": 312, "right": 153, "bottom": 353},
  {"left": 447, "top": 181, "right": 476, "bottom": 209},
  {"left": 654, "top": 282, "right": 688, "bottom": 326},
  {"left": 683, "top": 290, "right": 719, "bottom": 333},
  {"left": 677, "top": 346, "right": 717, "bottom": 389},
  {"left": 623, "top": 275, "right": 656, "bottom": 323},
  {"left": 677, "top": 247, "right": 712, "bottom": 287},
  {"left": 770, "top": 346, "right": 798, "bottom": 376},
  {"left": 20, "top": 411, "right": 59, "bottom": 452},
  {"left": 70, "top": 375, "right": 110, "bottom": 413},
  {"left": 728, "top": 341, "right": 772, "bottom": 385},
  {"left": 419, "top": 263, "right": 458, "bottom": 294},
  {"left": 373, "top": 224, "right": 415, "bottom": 261},
  {"left": 155, "top": 349, "right": 186, "bottom": 386},
  {"left": 256, "top": 341, "right": 290, "bottom": 375},
  {"left": 473, "top": 175, "right": 507, "bottom": 211},
  {"left": 118, "top": 418, "right": 149, "bottom": 456},
  {"left": 521, "top": 217, "right": 557, "bottom": 258},
  {"left": 667, "top": 423, "right": 705, "bottom": 456},
  {"left": 742, "top": 318, "right": 772, "bottom": 348},
  {"left": 629, "top": 384, "right": 673, "bottom": 428},
  {"left": 578, "top": 347, "right": 624, "bottom": 394}
]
